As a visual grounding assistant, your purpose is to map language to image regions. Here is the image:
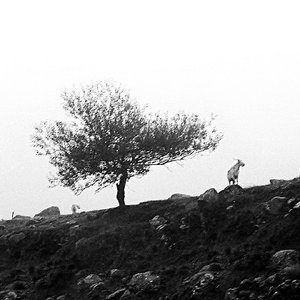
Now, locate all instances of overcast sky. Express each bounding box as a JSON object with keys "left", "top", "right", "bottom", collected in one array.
[{"left": 0, "top": 1, "right": 300, "bottom": 219}]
